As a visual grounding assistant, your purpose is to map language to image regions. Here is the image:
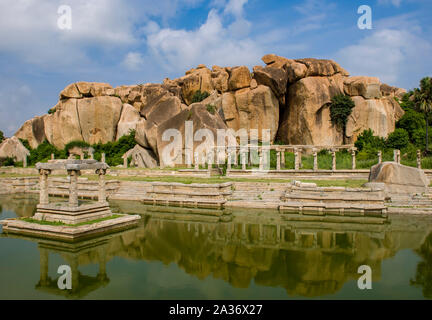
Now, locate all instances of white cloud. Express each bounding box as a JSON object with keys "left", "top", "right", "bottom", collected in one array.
[
  {"left": 122, "top": 52, "right": 145, "bottom": 70},
  {"left": 146, "top": 2, "right": 264, "bottom": 72},
  {"left": 336, "top": 26, "right": 432, "bottom": 88}
]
